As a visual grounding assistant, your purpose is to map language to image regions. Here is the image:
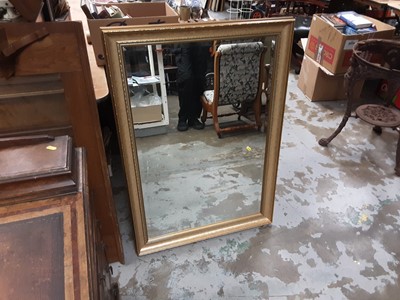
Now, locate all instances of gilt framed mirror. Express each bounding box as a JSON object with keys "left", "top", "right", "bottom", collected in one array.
[{"left": 102, "top": 18, "right": 294, "bottom": 255}]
